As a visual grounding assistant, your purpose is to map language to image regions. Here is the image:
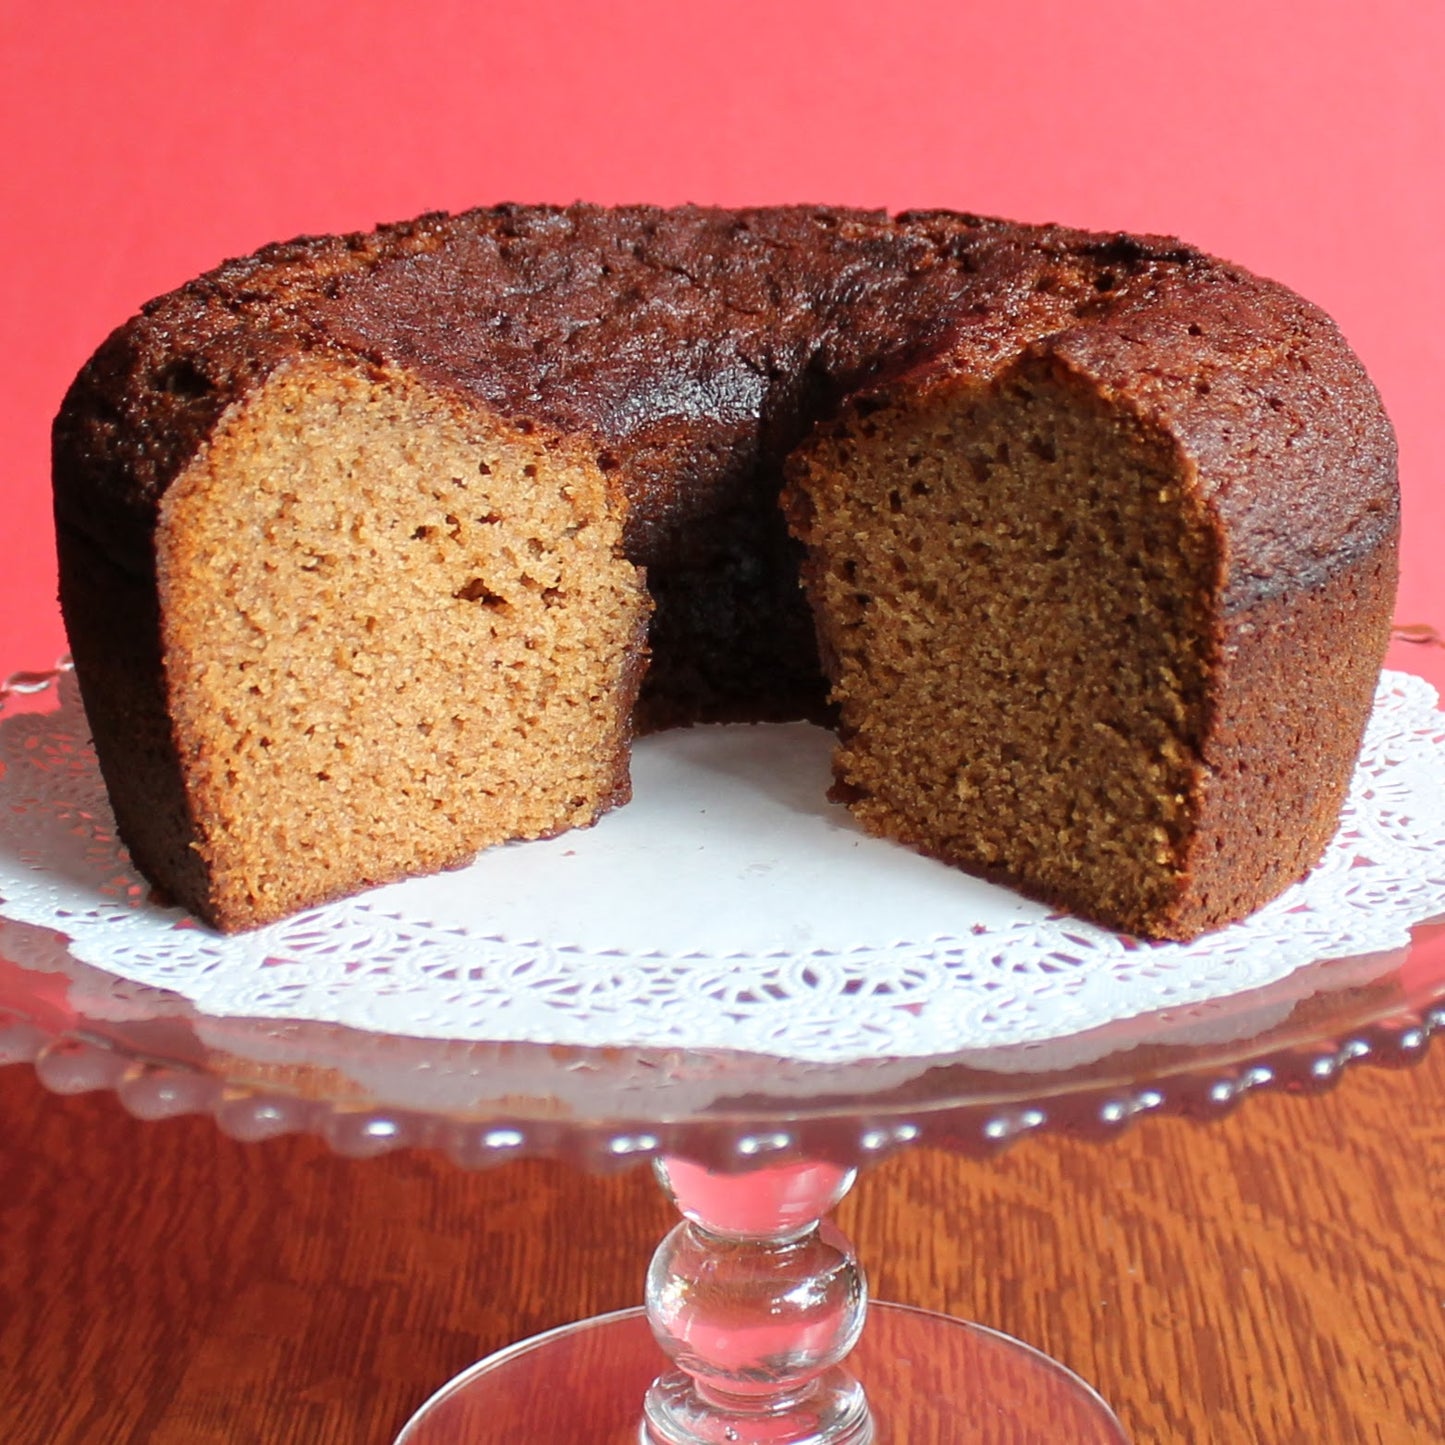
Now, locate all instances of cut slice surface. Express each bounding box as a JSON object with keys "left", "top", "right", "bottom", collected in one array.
[
  {"left": 157, "top": 358, "right": 648, "bottom": 930},
  {"left": 786, "top": 359, "right": 1223, "bottom": 937}
]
